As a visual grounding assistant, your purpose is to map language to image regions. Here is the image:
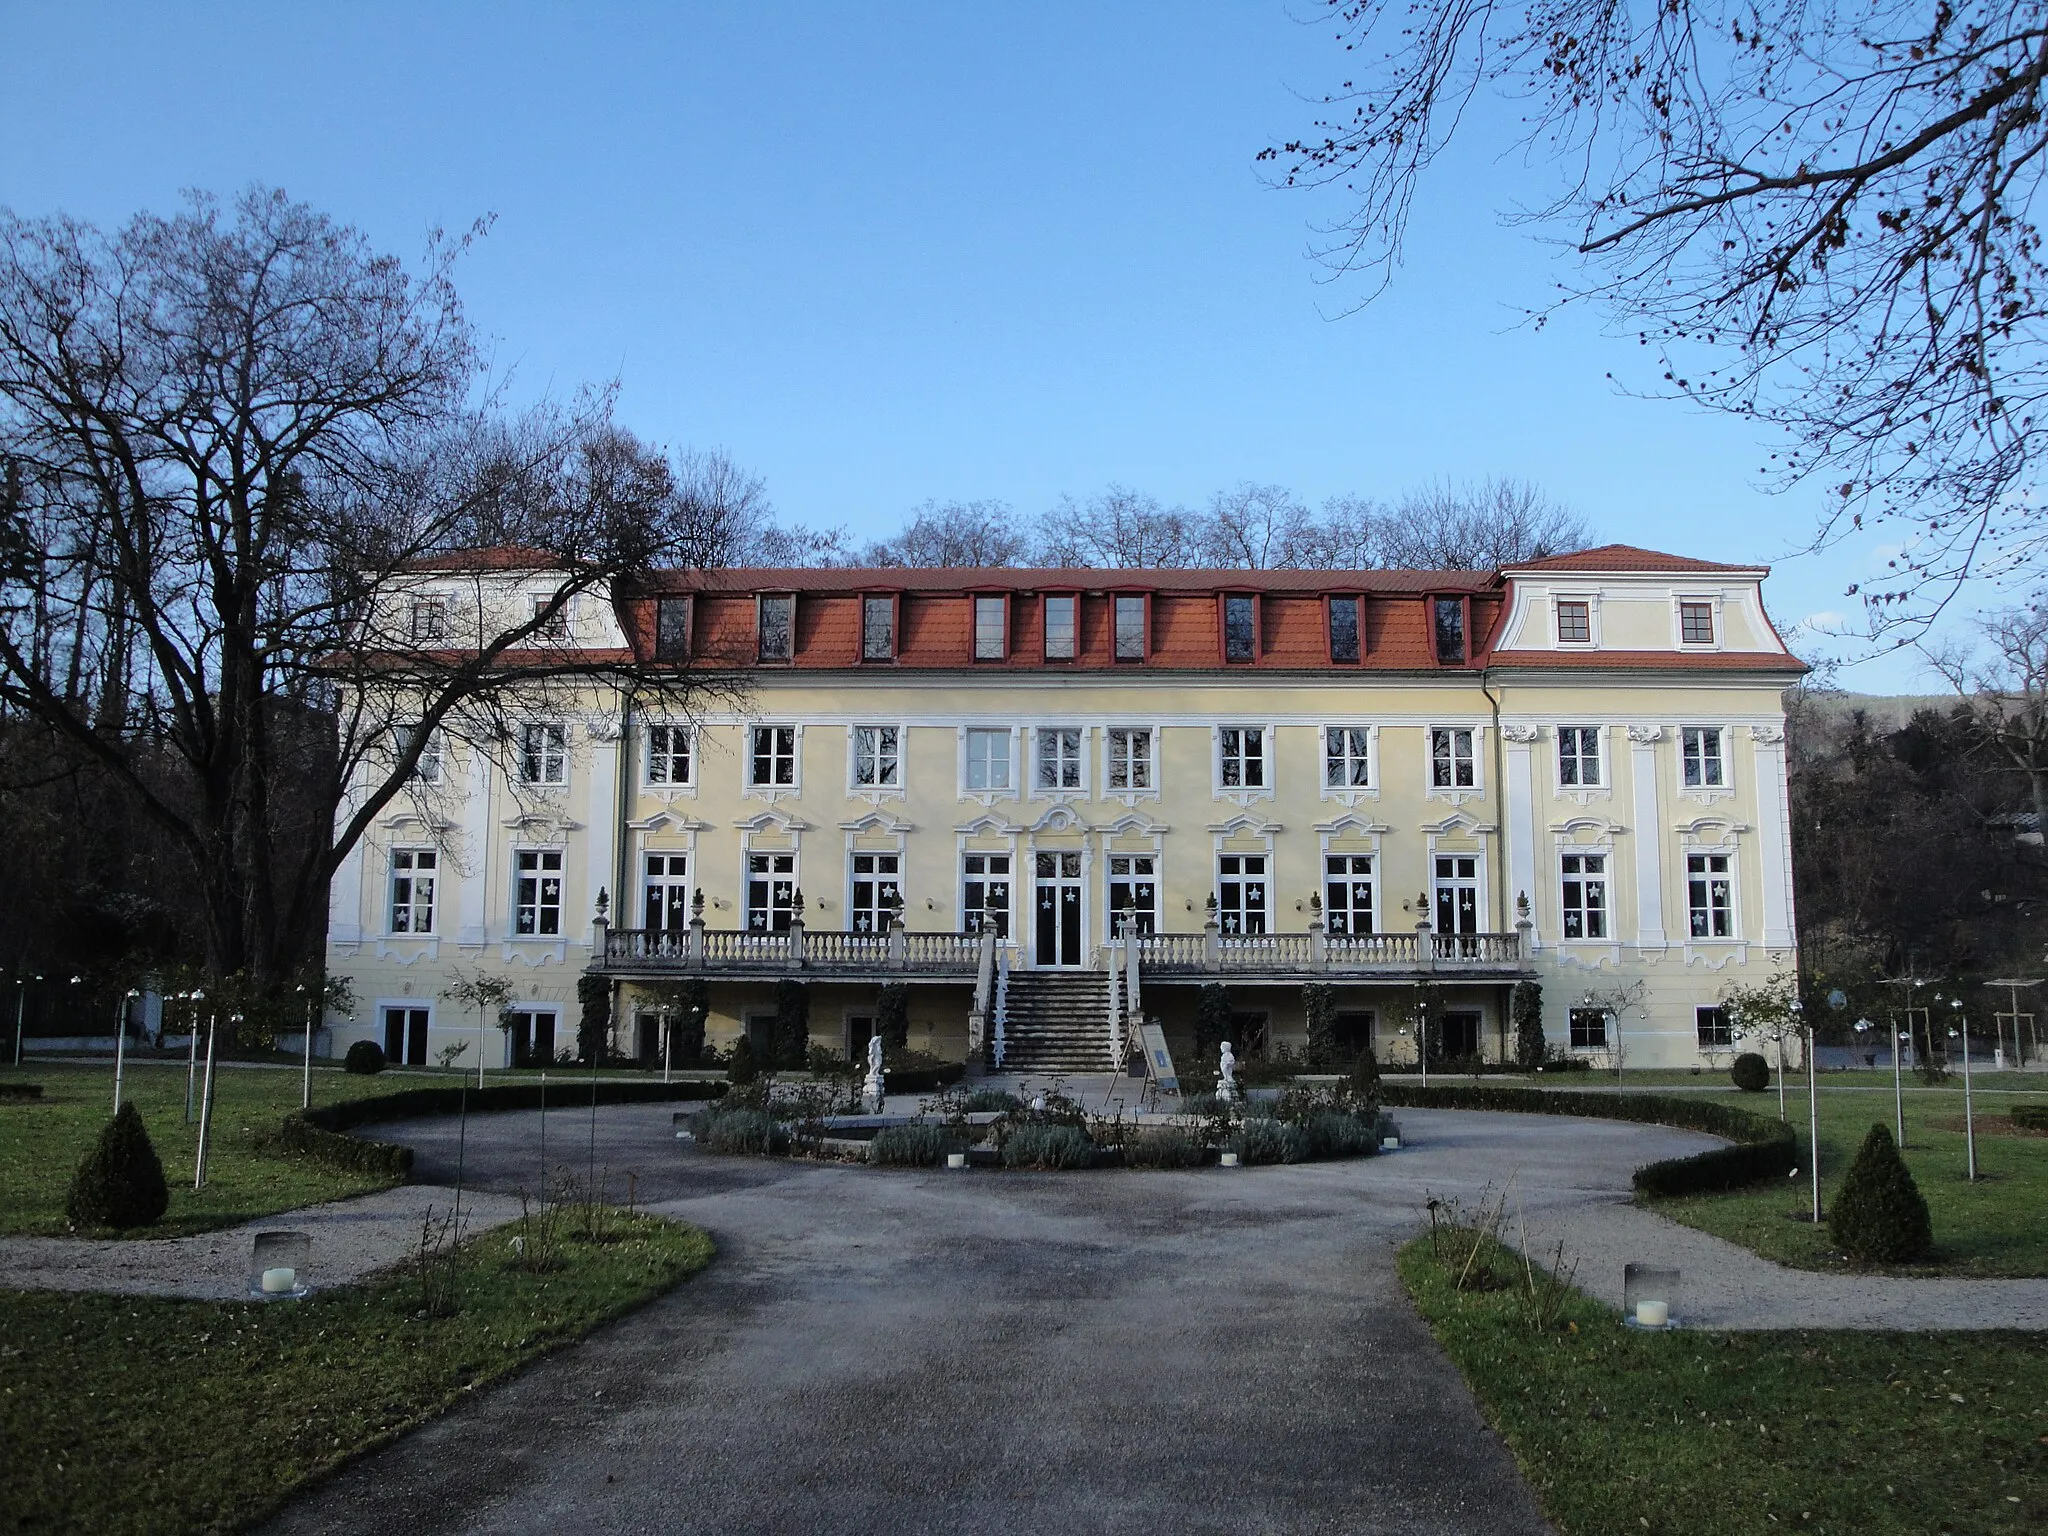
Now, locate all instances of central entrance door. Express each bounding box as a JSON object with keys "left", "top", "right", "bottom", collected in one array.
[
  {"left": 382, "top": 1006, "right": 429, "bottom": 1067},
  {"left": 1034, "top": 851, "right": 1083, "bottom": 966}
]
